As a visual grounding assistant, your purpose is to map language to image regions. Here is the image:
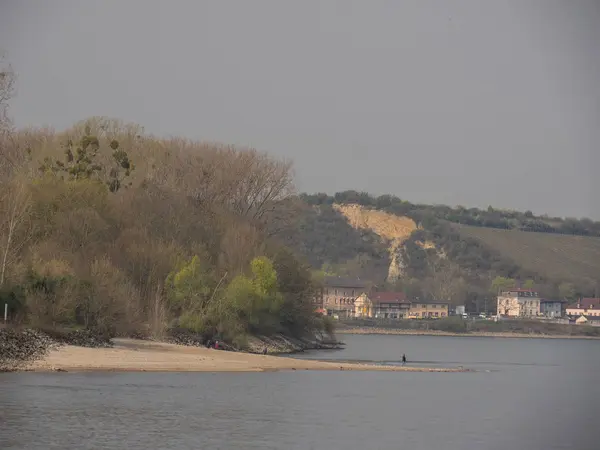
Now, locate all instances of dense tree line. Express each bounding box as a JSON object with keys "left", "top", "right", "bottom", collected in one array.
[
  {"left": 300, "top": 191, "right": 600, "bottom": 237},
  {"left": 0, "top": 115, "right": 329, "bottom": 348}
]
